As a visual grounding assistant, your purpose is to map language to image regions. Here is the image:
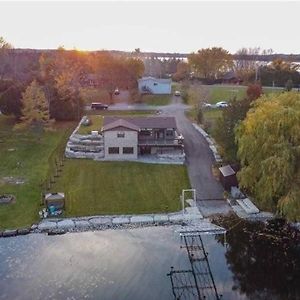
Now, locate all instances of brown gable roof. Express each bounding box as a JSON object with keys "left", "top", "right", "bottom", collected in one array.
[
  {"left": 102, "top": 119, "right": 140, "bottom": 132},
  {"left": 103, "top": 116, "right": 177, "bottom": 130}
]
